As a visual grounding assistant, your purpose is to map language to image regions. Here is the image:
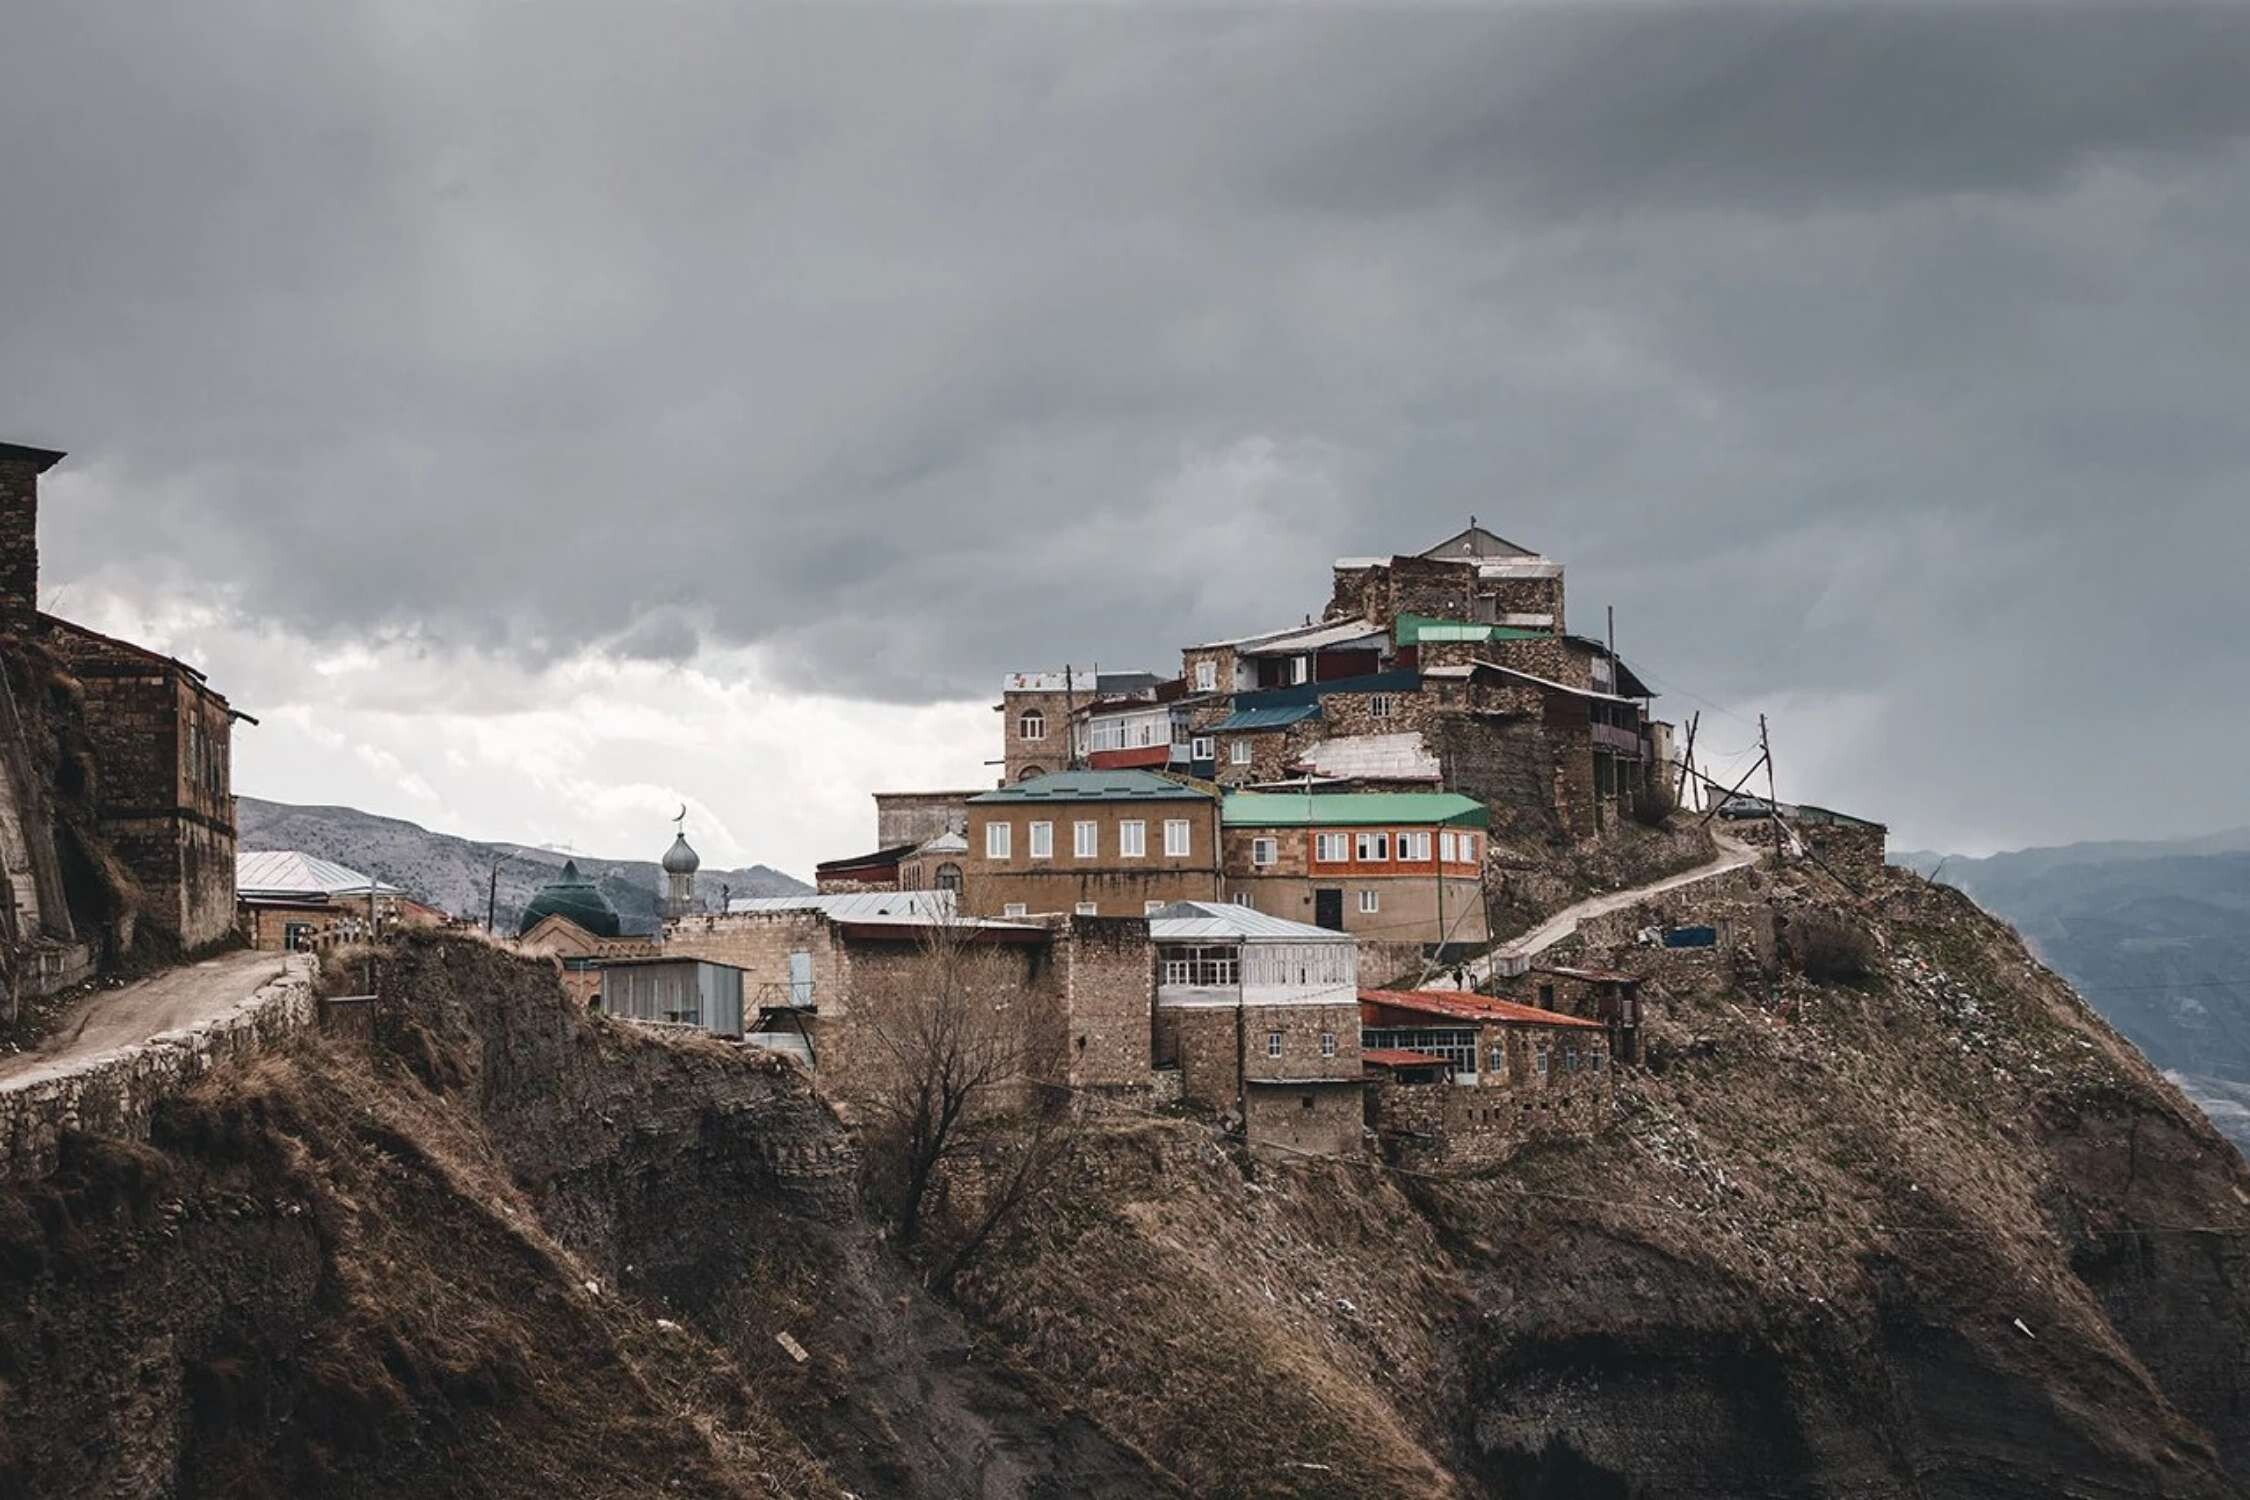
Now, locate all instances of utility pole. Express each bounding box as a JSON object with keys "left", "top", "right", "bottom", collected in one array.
[
  {"left": 1063, "top": 662, "right": 1080, "bottom": 771},
  {"left": 1759, "top": 714, "right": 1784, "bottom": 864},
  {"left": 487, "top": 858, "right": 500, "bottom": 932},
  {"left": 1675, "top": 711, "right": 1700, "bottom": 807}
]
